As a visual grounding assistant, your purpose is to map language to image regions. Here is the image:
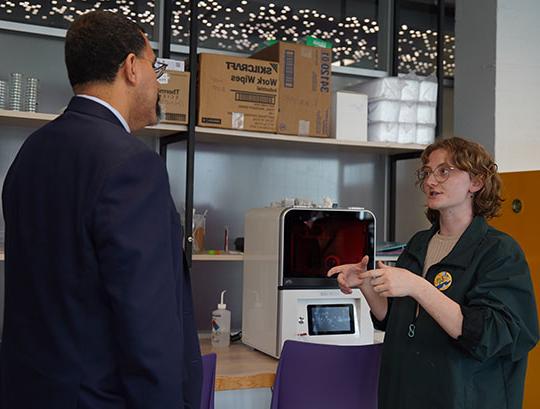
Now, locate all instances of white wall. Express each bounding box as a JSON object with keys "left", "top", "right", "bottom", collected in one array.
[
  {"left": 494, "top": 0, "right": 540, "bottom": 172},
  {"left": 455, "top": 0, "right": 540, "bottom": 172}
]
